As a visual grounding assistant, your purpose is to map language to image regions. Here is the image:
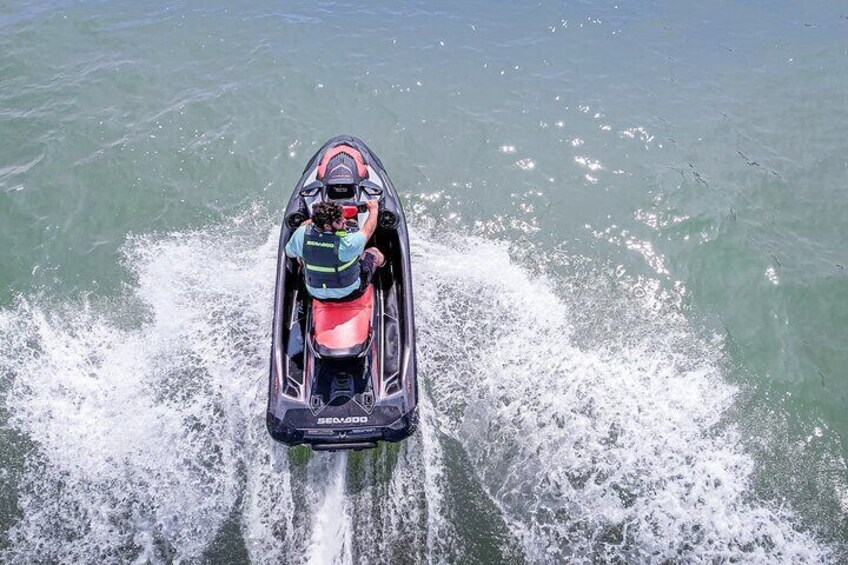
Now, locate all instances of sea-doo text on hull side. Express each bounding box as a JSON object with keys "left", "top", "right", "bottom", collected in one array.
[{"left": 267, "top": 135, "right": 418, "bottom": 451}]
